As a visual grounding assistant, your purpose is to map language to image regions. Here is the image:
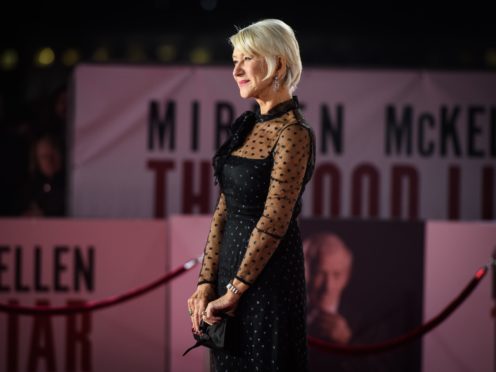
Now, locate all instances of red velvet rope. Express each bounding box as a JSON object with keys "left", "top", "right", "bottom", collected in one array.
[
  {"left": 0, "top": 256, "right": 201, "bottom": 315},
  {"left": 0, "top": 256, "right": 490, "bottom": 357},
  {"left": 308, "top": 264, "right": 489, "bottom": 355}
]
